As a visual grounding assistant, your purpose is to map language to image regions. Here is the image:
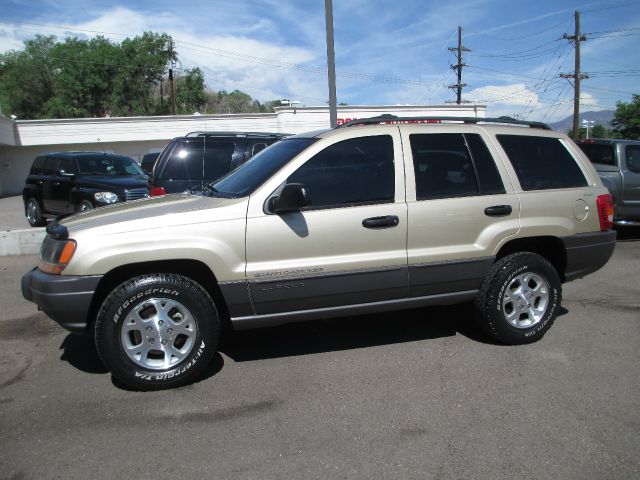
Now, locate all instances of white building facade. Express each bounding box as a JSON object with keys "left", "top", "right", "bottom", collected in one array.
[{"left": 0, "top": 104, "right": 485, "bottom": 197}]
